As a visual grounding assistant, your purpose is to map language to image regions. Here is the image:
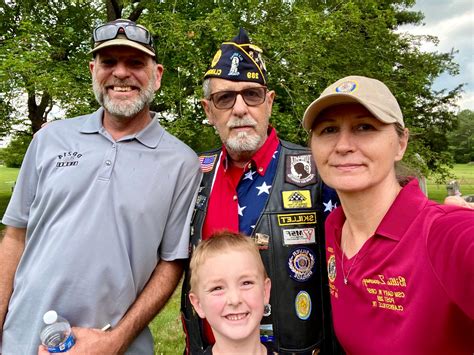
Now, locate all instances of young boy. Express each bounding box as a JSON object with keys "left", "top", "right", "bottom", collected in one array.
[{"left": 188, "top": 231, "right": 273, "bottom": 355}]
